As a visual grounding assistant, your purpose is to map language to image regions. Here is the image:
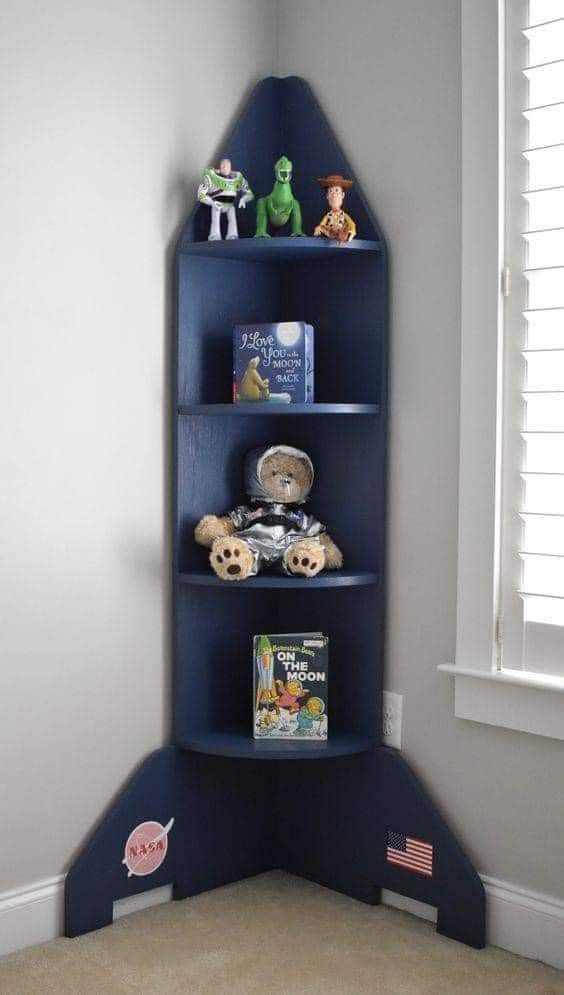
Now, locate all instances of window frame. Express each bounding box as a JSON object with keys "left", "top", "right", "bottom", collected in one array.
[{"left": 437, "top": 0, "right": 564, "bottom": 740}]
